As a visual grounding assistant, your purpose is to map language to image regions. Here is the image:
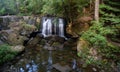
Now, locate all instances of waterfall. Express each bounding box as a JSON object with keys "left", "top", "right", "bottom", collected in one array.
[
  {"left": 41, "top": 17, "right": 65, "bottom": 37},
  {"left": 42, "top": 18, "right": 52, "bottom": 37},
  {"left": 58, "top": 18, "right": 64, "bottom": 37},
  {"left": 53, "top": 23, "right": 57, "bottom": 35}
]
